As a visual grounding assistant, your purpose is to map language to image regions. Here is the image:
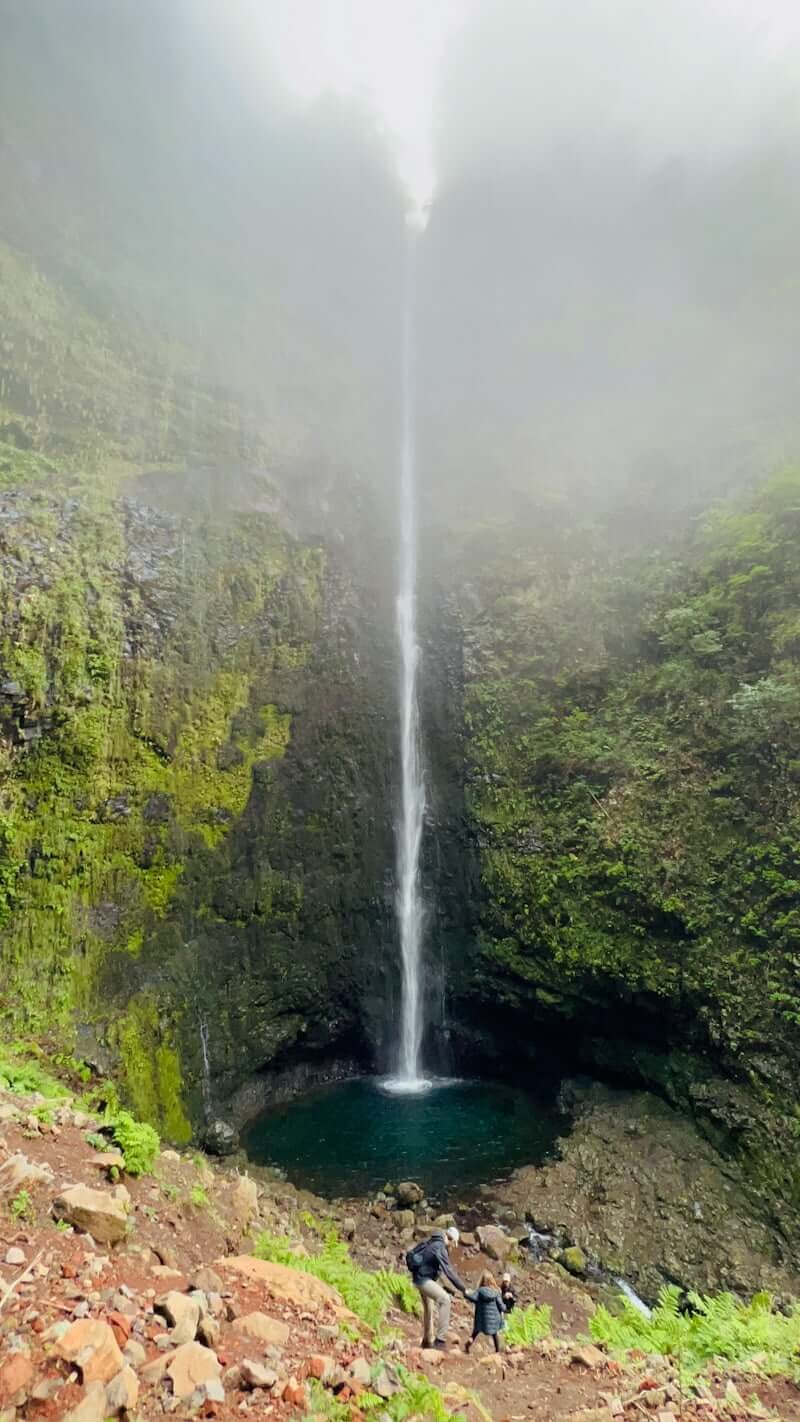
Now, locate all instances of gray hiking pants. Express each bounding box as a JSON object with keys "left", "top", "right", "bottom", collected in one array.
[{"left": 417, "top": 1278, "right": 451, "bottom": 1344}]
